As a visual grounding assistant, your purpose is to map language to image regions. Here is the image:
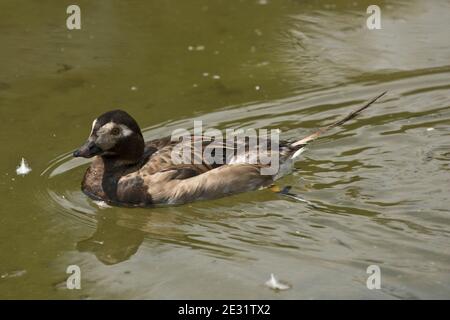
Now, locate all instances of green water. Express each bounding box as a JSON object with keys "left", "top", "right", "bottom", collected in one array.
[{"left": 1, "top": 0, "right": 449, "bottom": 299}]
